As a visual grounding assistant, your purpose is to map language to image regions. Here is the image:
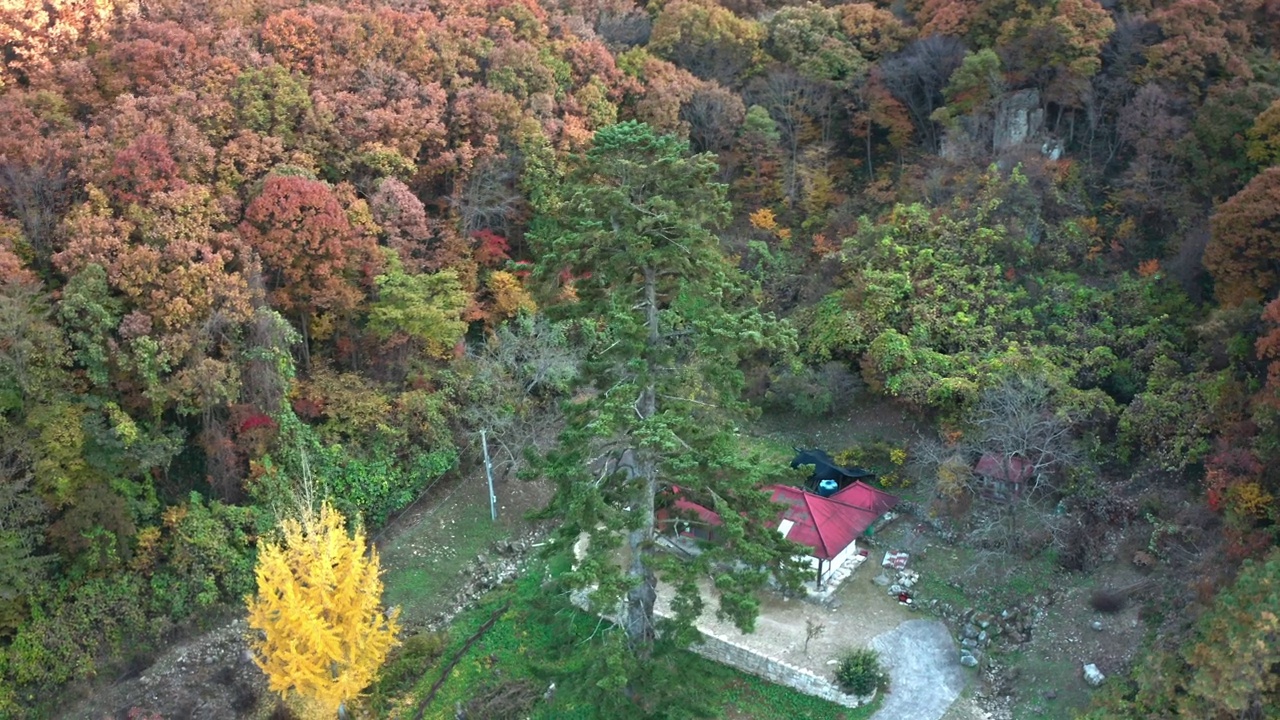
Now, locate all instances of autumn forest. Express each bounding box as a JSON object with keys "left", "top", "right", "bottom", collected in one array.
[{"left": 2, "top": 0, "right": 1280, "bottom": 717}]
